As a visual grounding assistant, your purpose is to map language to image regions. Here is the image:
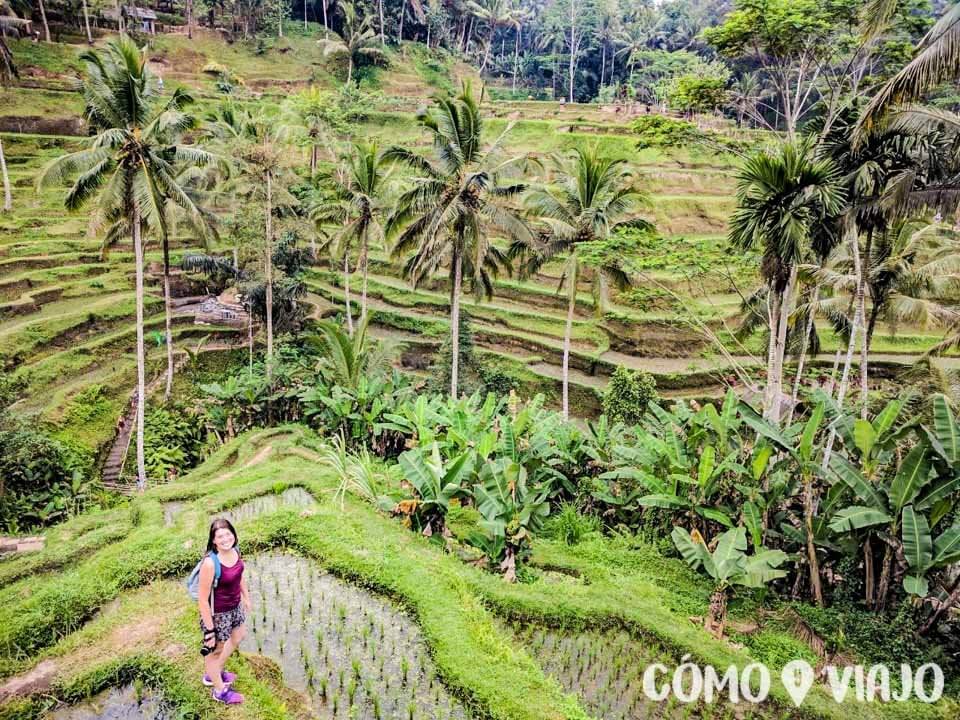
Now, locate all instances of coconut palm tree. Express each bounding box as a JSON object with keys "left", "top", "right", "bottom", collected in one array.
[
  {"left": 317, "top": 0, "right": 387, "bottom": 86},
  {"left": 283, "top": 86, "right": 342, "bottom": 177},
  {"left": 729, "top": 140, "right": 844, "bottom": 425},
  {"left": 466, "top": 0, "right": 523, "bottom": 75},
  {"left": 518, "top": 147, "right": 648, "bottom": 419},
  {"left": 311, "top": 141, "right": 392, "bottom": 332},
  {"left": 38, "top": 38, "right": 215, "bottom": 490},
  {"left": 385, "top": 83, "right": 532, "bottom": 398},
  {"left": 858, "top": 1, "right": 960, "bottom": 133}
]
